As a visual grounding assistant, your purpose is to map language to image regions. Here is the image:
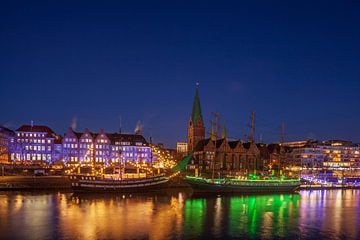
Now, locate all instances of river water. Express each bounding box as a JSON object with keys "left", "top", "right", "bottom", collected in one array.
[{"left": 0, "top": 190, "right": 359, "bottom": 239}]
